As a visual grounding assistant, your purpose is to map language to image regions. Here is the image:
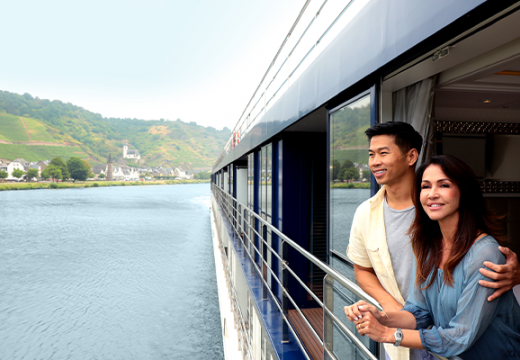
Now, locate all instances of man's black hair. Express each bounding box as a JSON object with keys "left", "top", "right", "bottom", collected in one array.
[{"left": 365, "top": 121, "right": 423, "bottom": 155}]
